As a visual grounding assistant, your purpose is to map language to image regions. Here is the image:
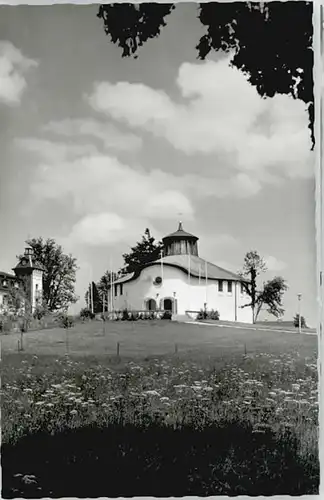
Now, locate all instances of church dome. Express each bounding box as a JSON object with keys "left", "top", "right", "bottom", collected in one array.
[{"left": 162, "top": 222, "right": 199, "bottom": 257}]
